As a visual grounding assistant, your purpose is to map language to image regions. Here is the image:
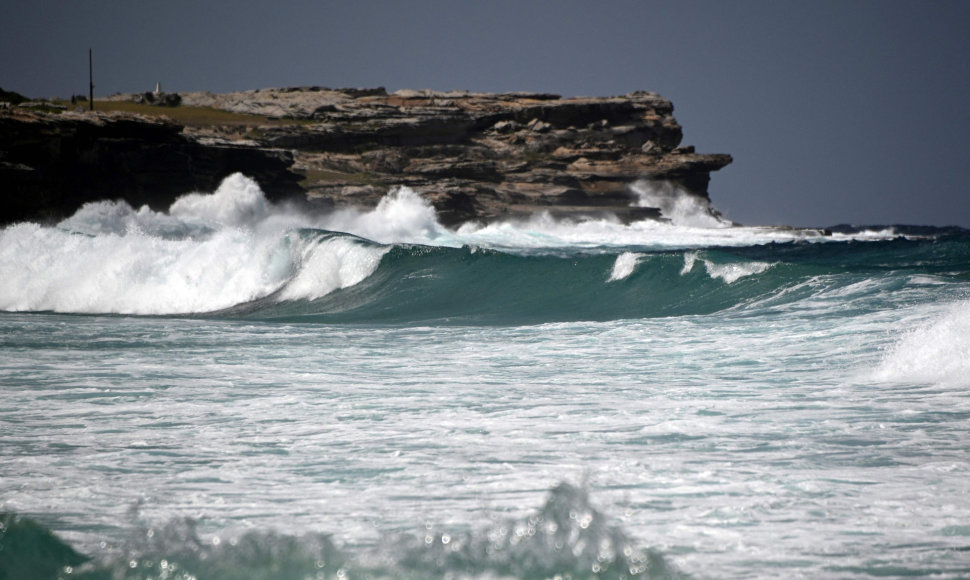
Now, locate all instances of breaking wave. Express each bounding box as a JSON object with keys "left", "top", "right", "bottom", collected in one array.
[
  {"left": 629, "top": 179, "right": 730, "bottom": 228},
  {"left": 873, "top": 300, "right": 970, "bottom": 386},
  {"left": 681, "top": 250, "right": 773, "bottom": 284},
  {"left": 0, "top": 173, "right": 966, "bottom": 323},
  {"left": 0, "top": 483, "right": 684, "bottom": 580}
]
